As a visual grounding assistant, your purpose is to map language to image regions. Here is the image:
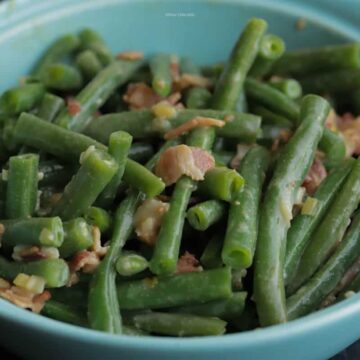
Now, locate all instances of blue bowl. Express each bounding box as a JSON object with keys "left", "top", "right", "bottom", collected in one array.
[{"left": 0, "top": 1, "right": 360, "bottom": 359}]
